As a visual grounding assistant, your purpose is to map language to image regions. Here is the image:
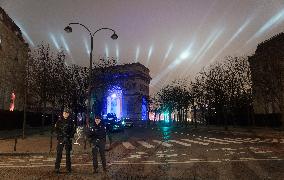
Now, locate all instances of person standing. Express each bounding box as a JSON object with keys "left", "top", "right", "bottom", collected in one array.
[
  {"left": 89, "top": 114, "right": 107, "bottom": 173},
  {"left": 54, "top": 107, "right": 76, "bottom": 174}
]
